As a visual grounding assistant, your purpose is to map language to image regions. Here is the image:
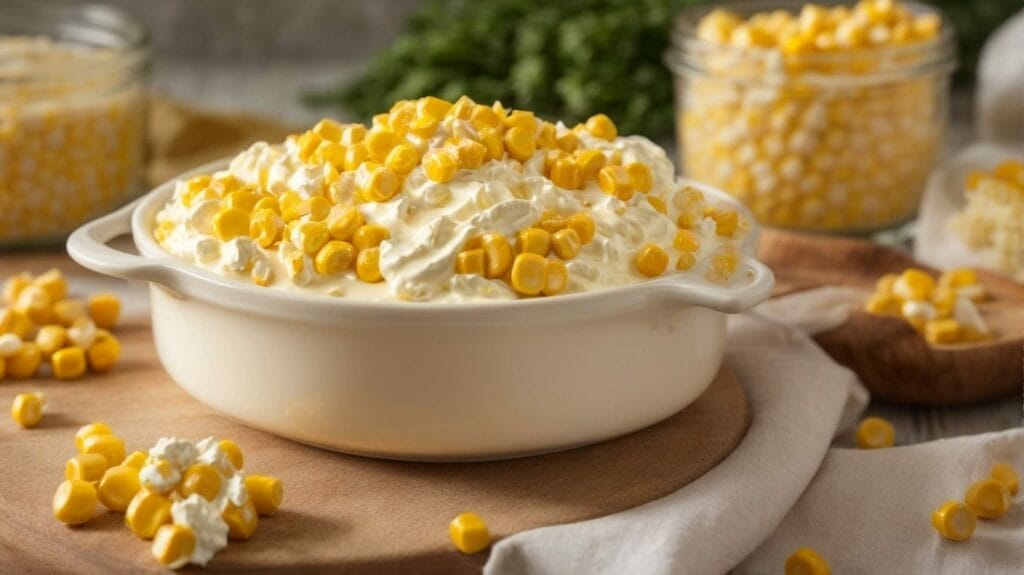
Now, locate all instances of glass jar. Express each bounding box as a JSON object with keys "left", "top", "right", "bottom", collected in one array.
[
  {"left": 0, "top": 1, "right": 148, "bottom": 247},
  {"left": 667, "top": 1, "right": 956, "bottom": 234}
]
